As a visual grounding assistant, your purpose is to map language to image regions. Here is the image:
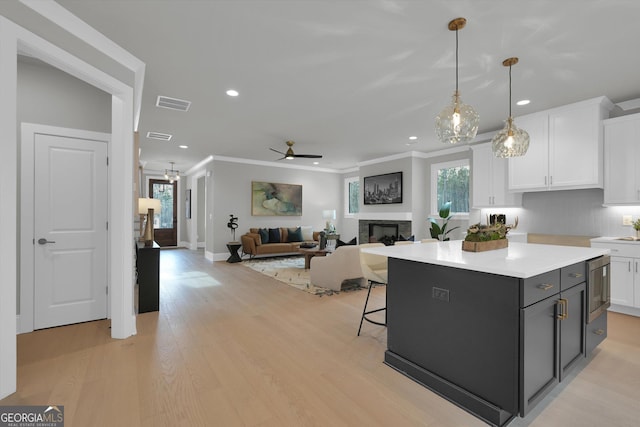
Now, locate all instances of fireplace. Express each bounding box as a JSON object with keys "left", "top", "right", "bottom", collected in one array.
[
  {"left": 359, "top": 219, "right": 412, "bottom": 246},
  {"left": 369, "top": 223, "right": 398, "bottom": 245}
]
